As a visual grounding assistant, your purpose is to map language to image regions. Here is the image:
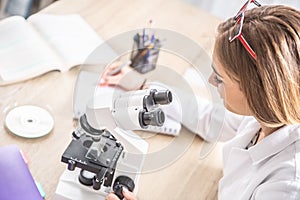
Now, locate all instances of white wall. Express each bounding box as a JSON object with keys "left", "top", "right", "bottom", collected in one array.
[{"left": 184, "top": 0, "right": 300, "bottom": 19}]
